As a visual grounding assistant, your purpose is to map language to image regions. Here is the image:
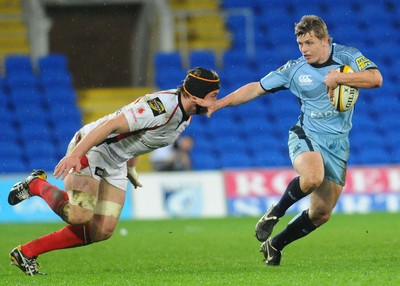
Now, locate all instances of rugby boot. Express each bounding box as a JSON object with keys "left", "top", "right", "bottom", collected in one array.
[
  {"left": 255, "top": 205, "right": 279, "bottom": 242},
  {"left": 260, "top": 238, "right": 282, "bottom": 266},
  {"left": 8, "top": 169, "right": 47, "bottom": 205},
  {"left": 9, "top": 245, "right": 45, "bottom": 275}
]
